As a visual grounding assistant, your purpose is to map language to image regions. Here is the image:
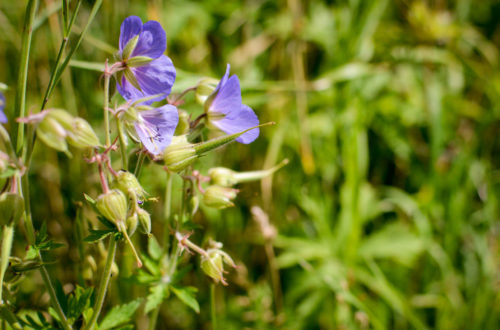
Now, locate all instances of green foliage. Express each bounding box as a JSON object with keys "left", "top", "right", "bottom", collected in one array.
[{"left": 99, "top": 299, "right": 142, "bottom": 330}]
